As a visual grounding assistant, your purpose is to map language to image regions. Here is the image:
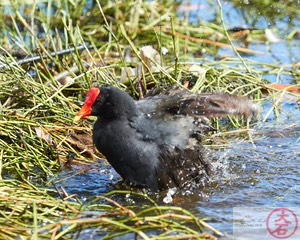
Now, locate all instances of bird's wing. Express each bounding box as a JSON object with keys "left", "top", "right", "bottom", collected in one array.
[
  {"left": 128, "top": 113, "right": 212, "bottom": 190},
  {"left": 138, "top": 88, "right": 258, "bottom": 118},
  {"left": 129, "top": 110, "right": 196, "bottom": 150}
]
